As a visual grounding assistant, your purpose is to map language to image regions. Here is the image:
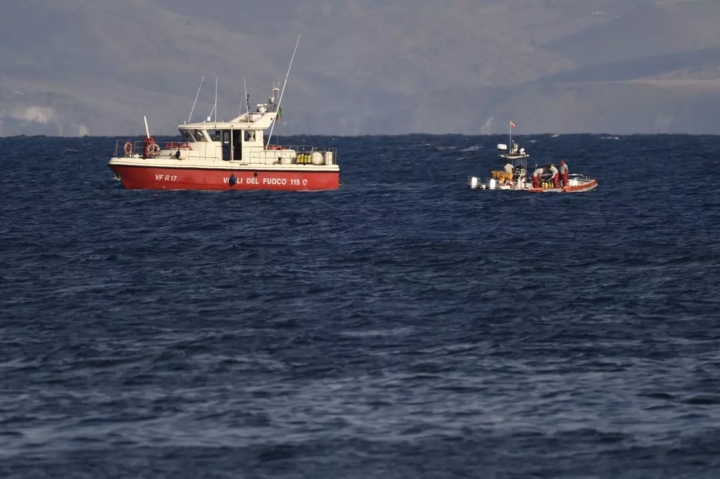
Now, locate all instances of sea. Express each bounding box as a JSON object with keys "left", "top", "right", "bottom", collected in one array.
[{"left": 1, "top": 134, "right": 719, "bottom": 478}]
